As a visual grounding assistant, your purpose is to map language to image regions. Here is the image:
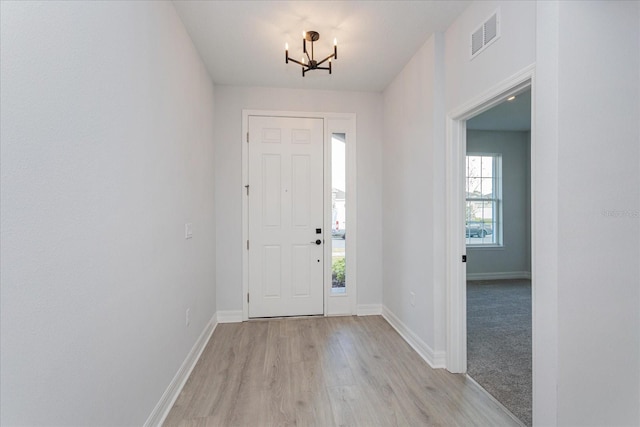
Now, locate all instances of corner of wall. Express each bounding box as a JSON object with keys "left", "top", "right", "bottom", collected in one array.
[
  {"left": 144, "top": 313, "right": 218, "bottom": 427},
  {"left": 381, "top": 306, "right": 446, "bottom": 369}
]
